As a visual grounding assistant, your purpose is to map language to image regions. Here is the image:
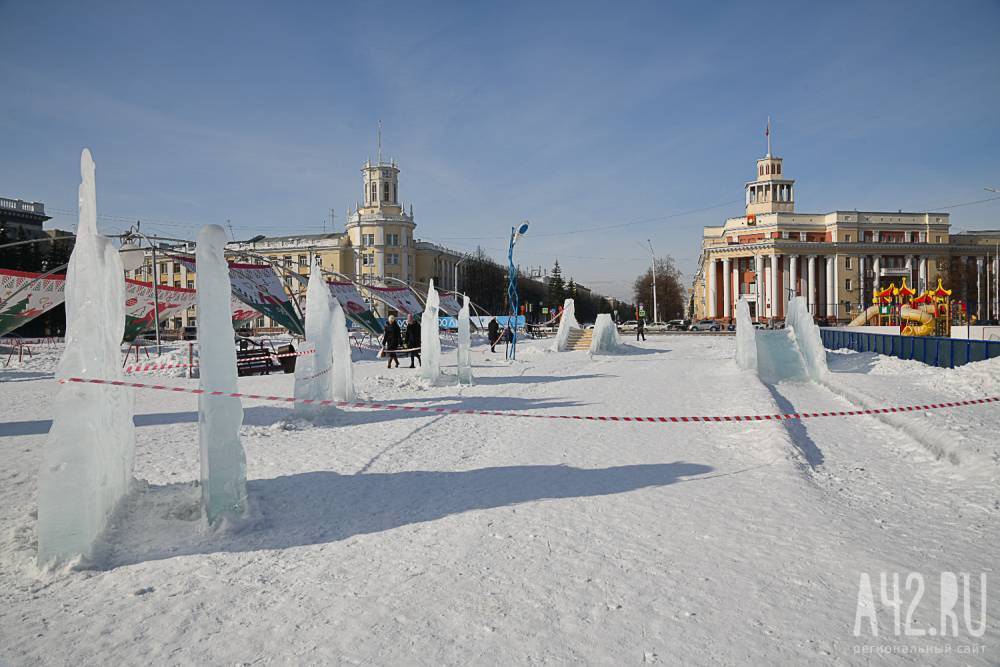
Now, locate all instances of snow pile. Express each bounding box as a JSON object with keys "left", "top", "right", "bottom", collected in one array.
[
  {"left": 457, "top": 294, "right": 473, "bottom": 385},
  {"left": 785, "top": 296, "right": 828, "bottom": 381},
  {"left": 331, "top": 300, "right": 356, "bottom": 401},
  {"left": 294, "top": 261, "right": 335, "bottom": 412},
  {"left": 734, "top": 298, "right": 756, "bottom": 371},
  {"left": 196, "top": 225, "right": 247, "bottom": 524},
  {"left": 589, "top": 313, "right": 621, "bottom": 354},
  {"left": 551, "top": 298, "right": 579, "bottom": 352},
  {"left": 420, "top": 279, "right": 441, "bottom": 384},
  {"left": 37, "top": 149, "right": 136, "bottom": 567}
]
